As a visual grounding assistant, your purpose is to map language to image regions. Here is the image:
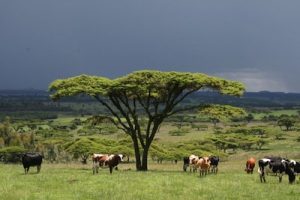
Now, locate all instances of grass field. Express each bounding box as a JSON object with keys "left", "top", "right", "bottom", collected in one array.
[
  {"left": 1, "top": 158, "right": 299, "bottom": 200},
  {"left": 1, "top": 110, "right": 300, "bottom": 200}
]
